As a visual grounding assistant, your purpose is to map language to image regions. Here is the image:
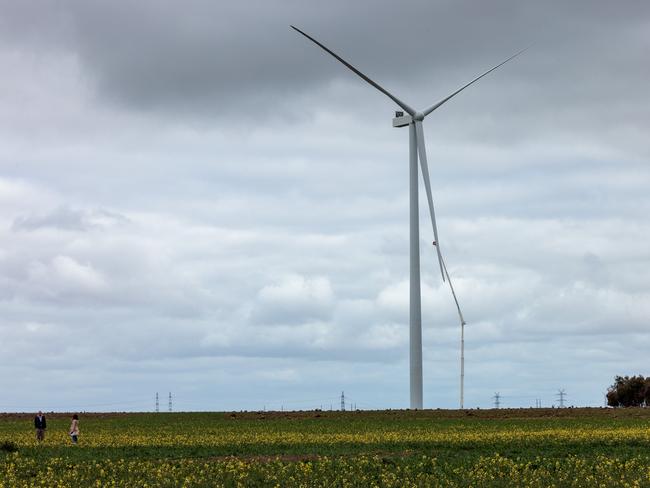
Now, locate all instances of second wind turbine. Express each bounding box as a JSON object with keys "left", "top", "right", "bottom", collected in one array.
[{"left": 292, "top": 26, "right": 525, "bottom": 409}]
